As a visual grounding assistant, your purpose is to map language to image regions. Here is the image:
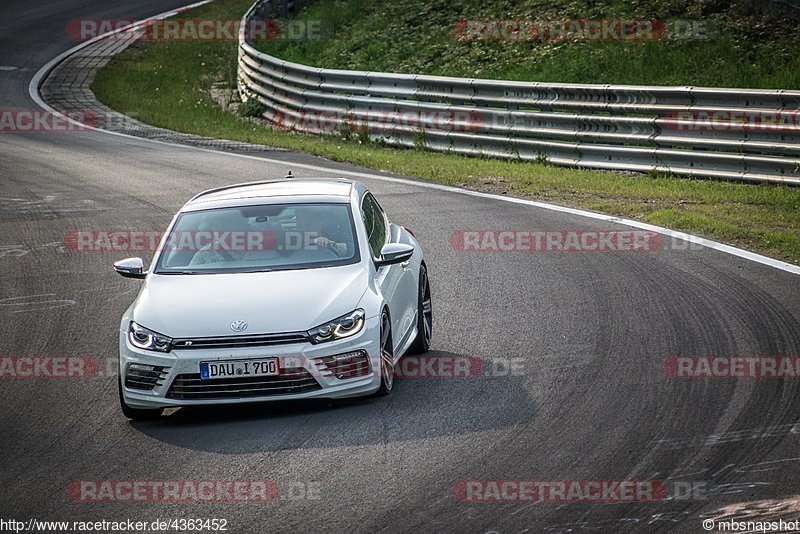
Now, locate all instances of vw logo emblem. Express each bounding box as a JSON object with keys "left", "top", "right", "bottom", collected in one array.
[{"left": 230, "top": 320, "right": 248, "bottom": 332}]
